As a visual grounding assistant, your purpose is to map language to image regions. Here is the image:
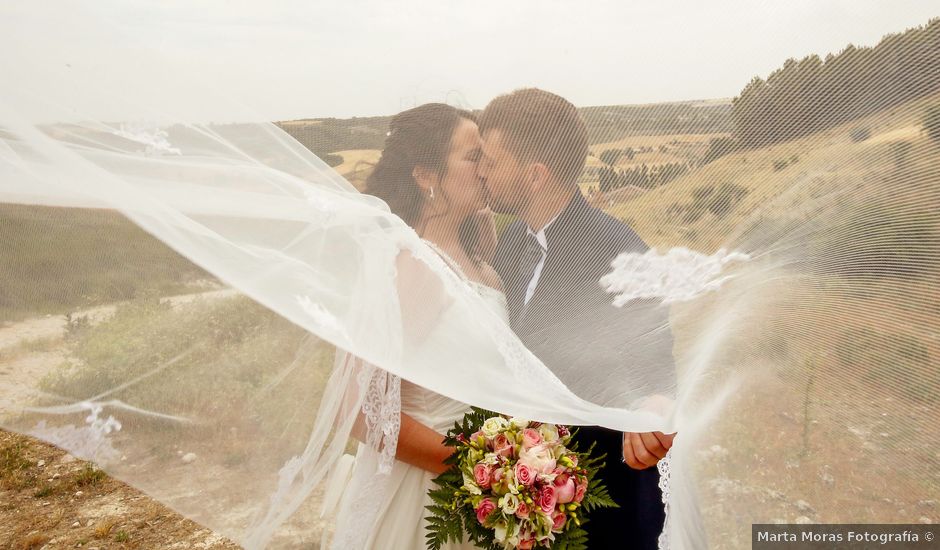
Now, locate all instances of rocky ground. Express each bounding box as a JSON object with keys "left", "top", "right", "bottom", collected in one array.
[{"left": 0, "top": 429, "right": 239, "bottom": 550}]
